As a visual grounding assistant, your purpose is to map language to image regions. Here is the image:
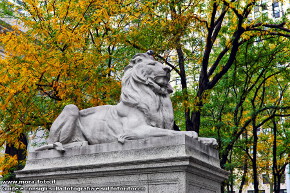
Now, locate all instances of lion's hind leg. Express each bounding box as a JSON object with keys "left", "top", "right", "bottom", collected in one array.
[{"left": 47, "top": 104, "right": 81, "bottom": 145}]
